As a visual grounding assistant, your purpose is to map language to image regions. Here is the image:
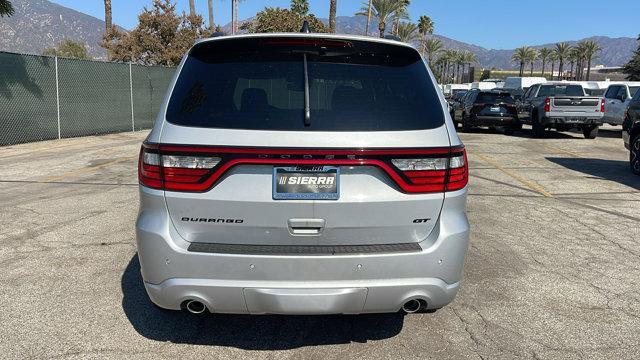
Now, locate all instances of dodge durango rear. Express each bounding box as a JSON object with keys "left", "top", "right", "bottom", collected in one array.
[{"left": 135, "top": 33, "right": 471, "bottom": 315}]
